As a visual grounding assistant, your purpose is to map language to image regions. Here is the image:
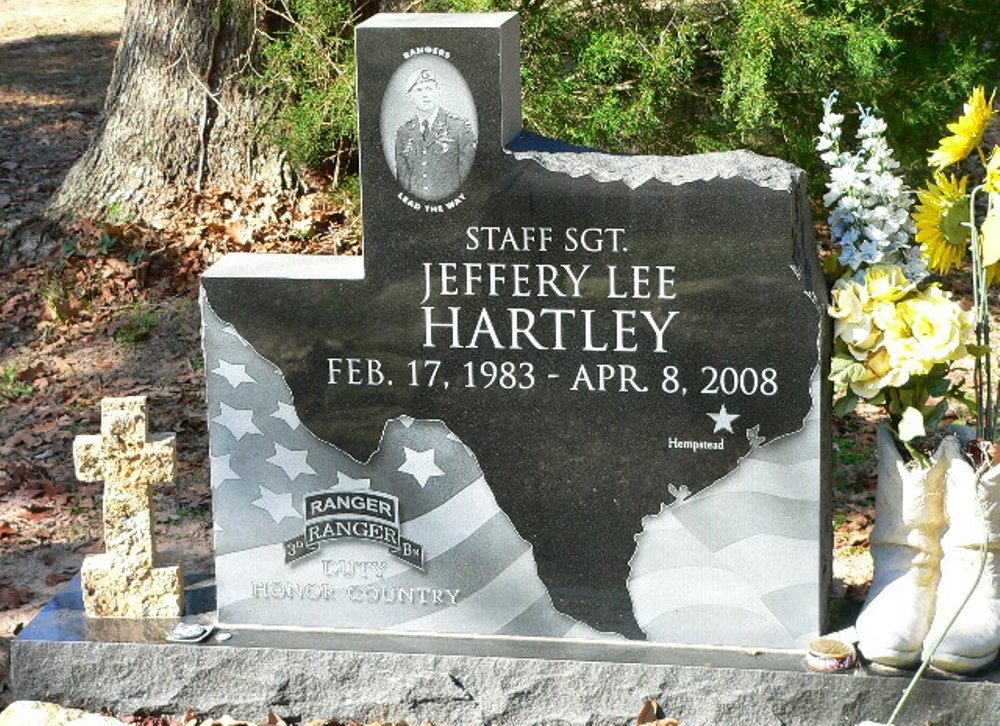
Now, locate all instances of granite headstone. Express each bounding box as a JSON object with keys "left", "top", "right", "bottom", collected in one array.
[{"left": 200, "top": 12, "right": 830, "bottom": 647}]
